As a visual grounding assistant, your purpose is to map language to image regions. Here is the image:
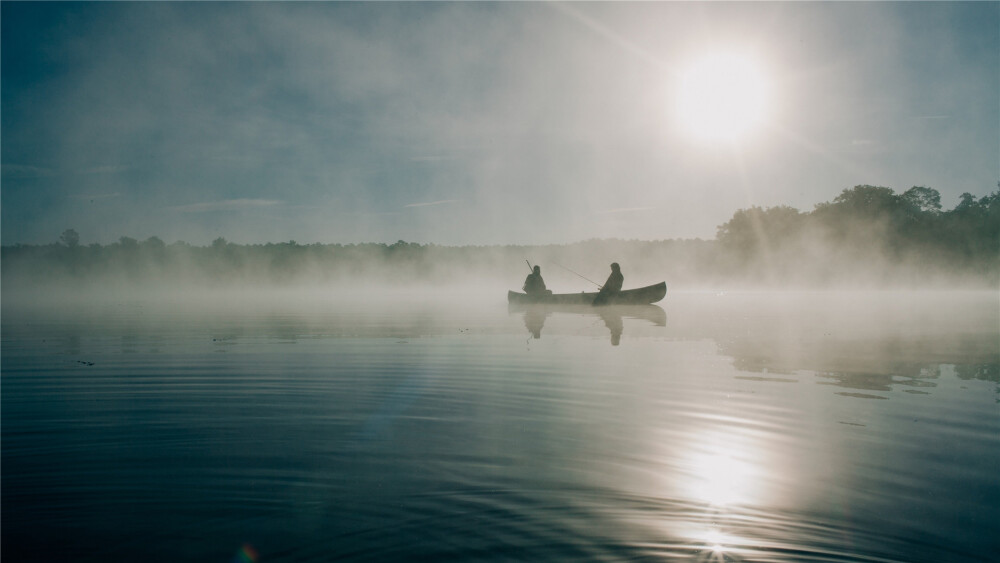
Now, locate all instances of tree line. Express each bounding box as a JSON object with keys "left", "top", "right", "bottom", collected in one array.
[
  {"left": 3, "top": 184, "right": 998, "bottom": 289},
  {"left": 714, "top": 185, "right": 999, "bottom": 284}
]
